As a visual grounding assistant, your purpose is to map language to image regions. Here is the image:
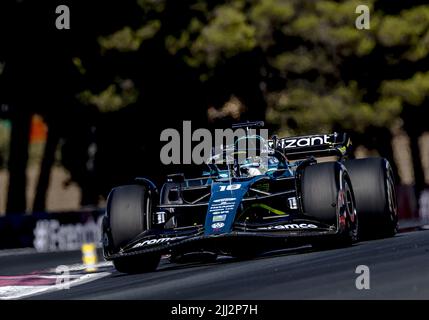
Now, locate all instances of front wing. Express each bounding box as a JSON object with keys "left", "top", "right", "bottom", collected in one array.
[{"left": 103, "top": 219, "right": 339, "bottom": 260}]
